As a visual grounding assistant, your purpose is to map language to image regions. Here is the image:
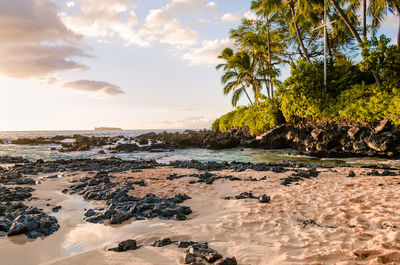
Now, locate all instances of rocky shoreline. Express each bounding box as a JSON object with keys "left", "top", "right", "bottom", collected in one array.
[{"left": 1, "top": 120, "right": 399, "bottom": 158}]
